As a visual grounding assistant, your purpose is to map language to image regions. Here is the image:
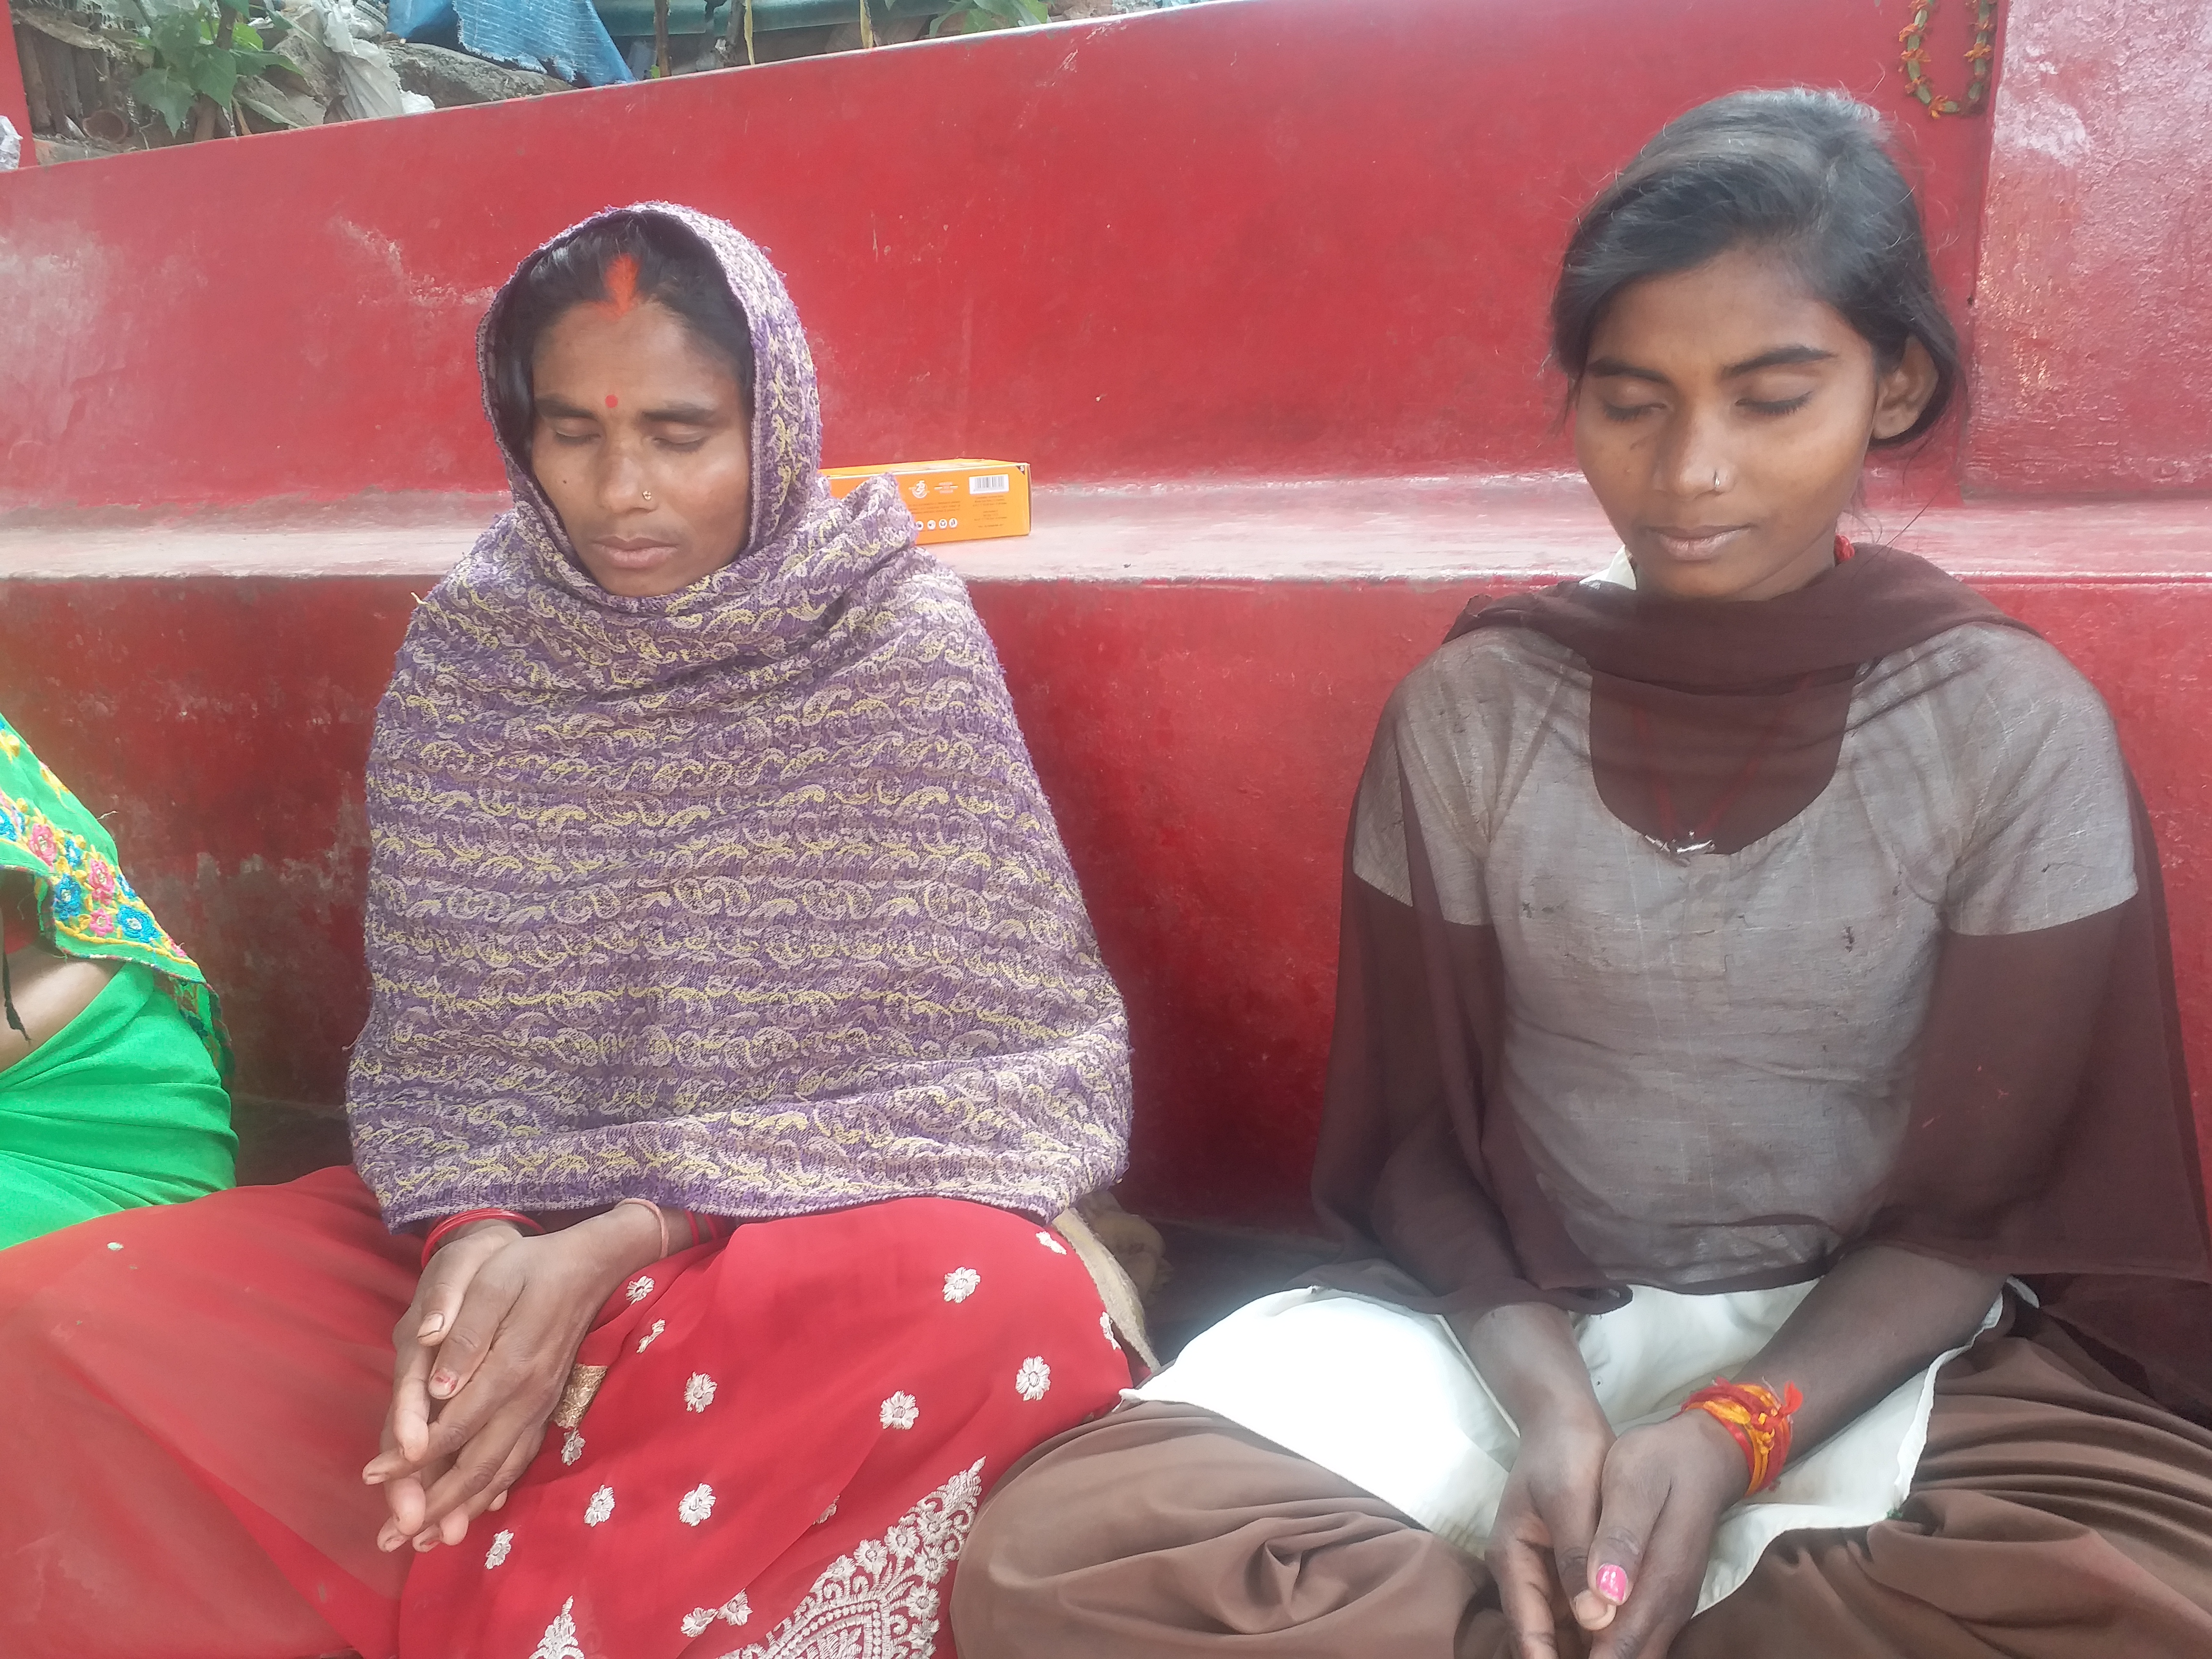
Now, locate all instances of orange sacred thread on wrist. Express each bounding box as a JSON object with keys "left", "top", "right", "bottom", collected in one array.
[{"left": 1679, "top": 1379, "right": 1804, "bottom": 1493}]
